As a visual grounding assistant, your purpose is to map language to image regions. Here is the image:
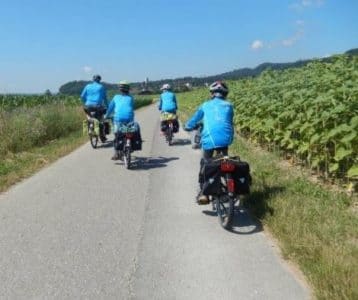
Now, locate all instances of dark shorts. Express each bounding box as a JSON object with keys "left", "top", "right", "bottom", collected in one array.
[
  {"left": 83, "top": 105, "right": 106, "bottom": 119},
  {"left": 202, "top": 147, "right": 228, "bottom": 160}
]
